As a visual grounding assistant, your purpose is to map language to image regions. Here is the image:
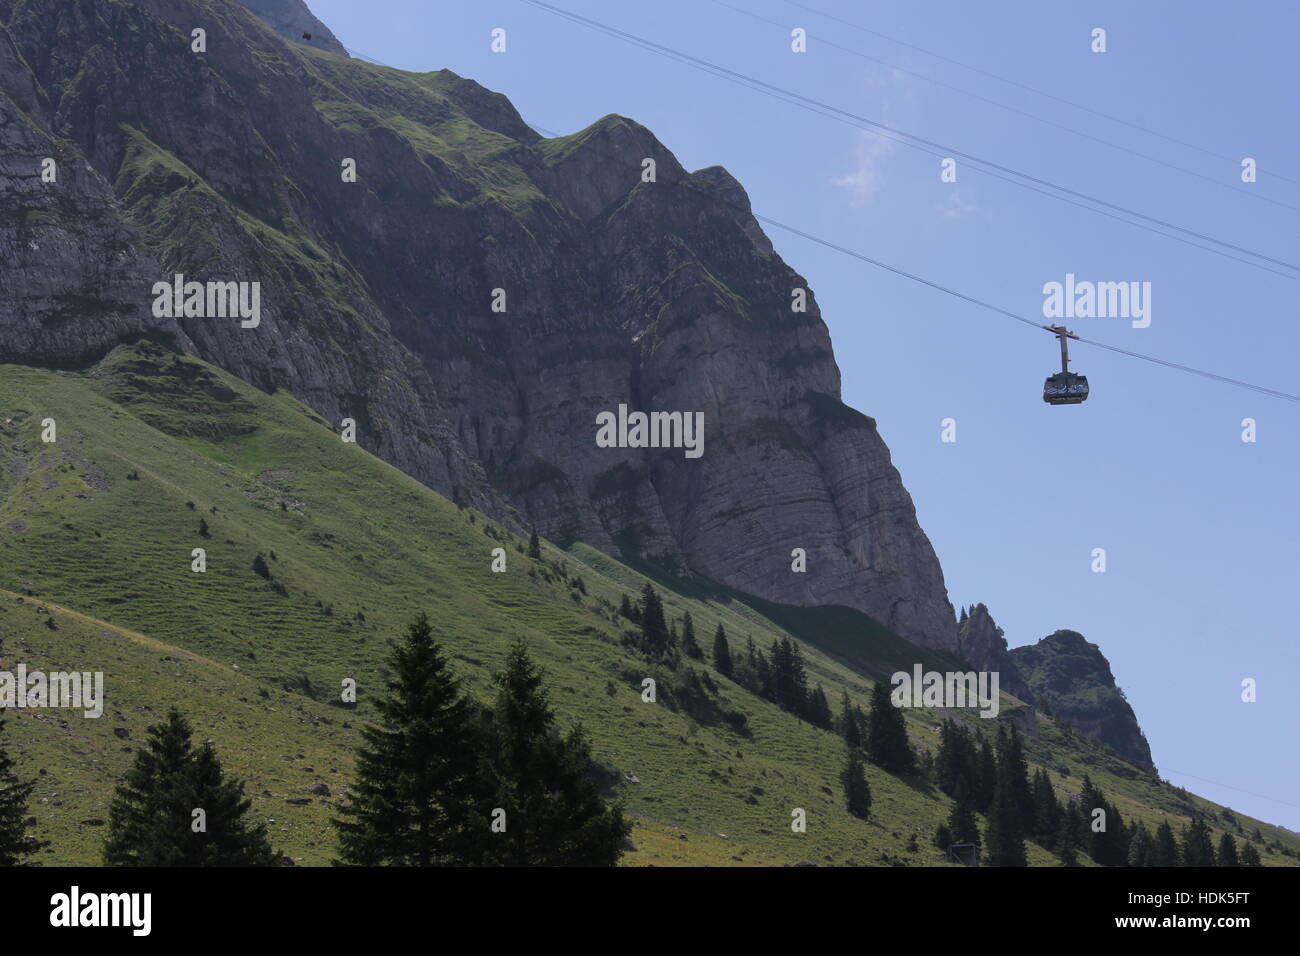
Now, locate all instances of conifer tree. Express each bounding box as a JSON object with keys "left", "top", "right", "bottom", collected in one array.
[
  {"left": 637, "top": 583, "right": 670, "bottom": 656},
  {"left": 334, "top": 613, "right": 486, "bottom": 866},
  {"left": 841, "top": 747, "right": 872, "bottom": 820},
  {"left": 1056, "top": 802, "right": 1082, "bottom": 866},
  {"left": 1152, "top": 819, "right": 1178, "bottom": 867},
  {"left": 839, "top": 691, "right": 862, "bottom": 749},
  {"left": 1127, "top": 822, "right": 1154, "bottom": 867},
  {"left": 1180, "top": 817, "right": 1216, "bottom": 867},
  {"left": 711, "top": 623, "right": 734, "bottom": 678},
  {"left": 806, "top": 684, "right": 833, "bottom": 730},
  {"left": 985, "top": 739, "right": 1028, "bottom": 867},
  {"left": 104, "top": 708, "right": 276, "bottom": 866},
  {"left": 481, "top": 639, "right": 629, "bottom": 866},
  {"left": 618, "top": 594, "right": 635, "bottom": 621},
  {"left": 1030, "top": 768, "right": 1060, "bottom": 848},
  {"left": 866, "top": 680, "right": 913, "bottom": 774},
  {"left": 1240, "top": 842, "right": 1262, "bottom": 867},
  {"left": 680, "top": 613, "right": 703, "bottom": 660},
  {"left": 946, "top": 776, "right": 982, "bottom": 847},
  {"left": 1216, "top": 831, "right": 1240, "bottom": 867},
  {"left": 527, "top": 530, "right": 541, "bottom": 559},
  {"left": 0, "top": 714, "right": 43, "bottom": 865},
  {"left": 974, "top": 738, "right": 997, "bottom": 813}
]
